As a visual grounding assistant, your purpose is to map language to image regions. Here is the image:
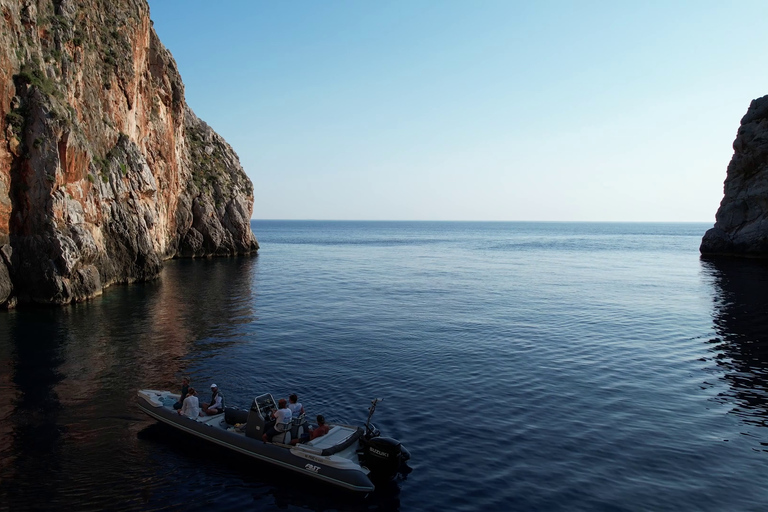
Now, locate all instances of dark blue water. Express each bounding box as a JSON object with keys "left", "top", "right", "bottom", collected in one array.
[{"left": 2, "top": 221, "right": 768, "bottom": 511}]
